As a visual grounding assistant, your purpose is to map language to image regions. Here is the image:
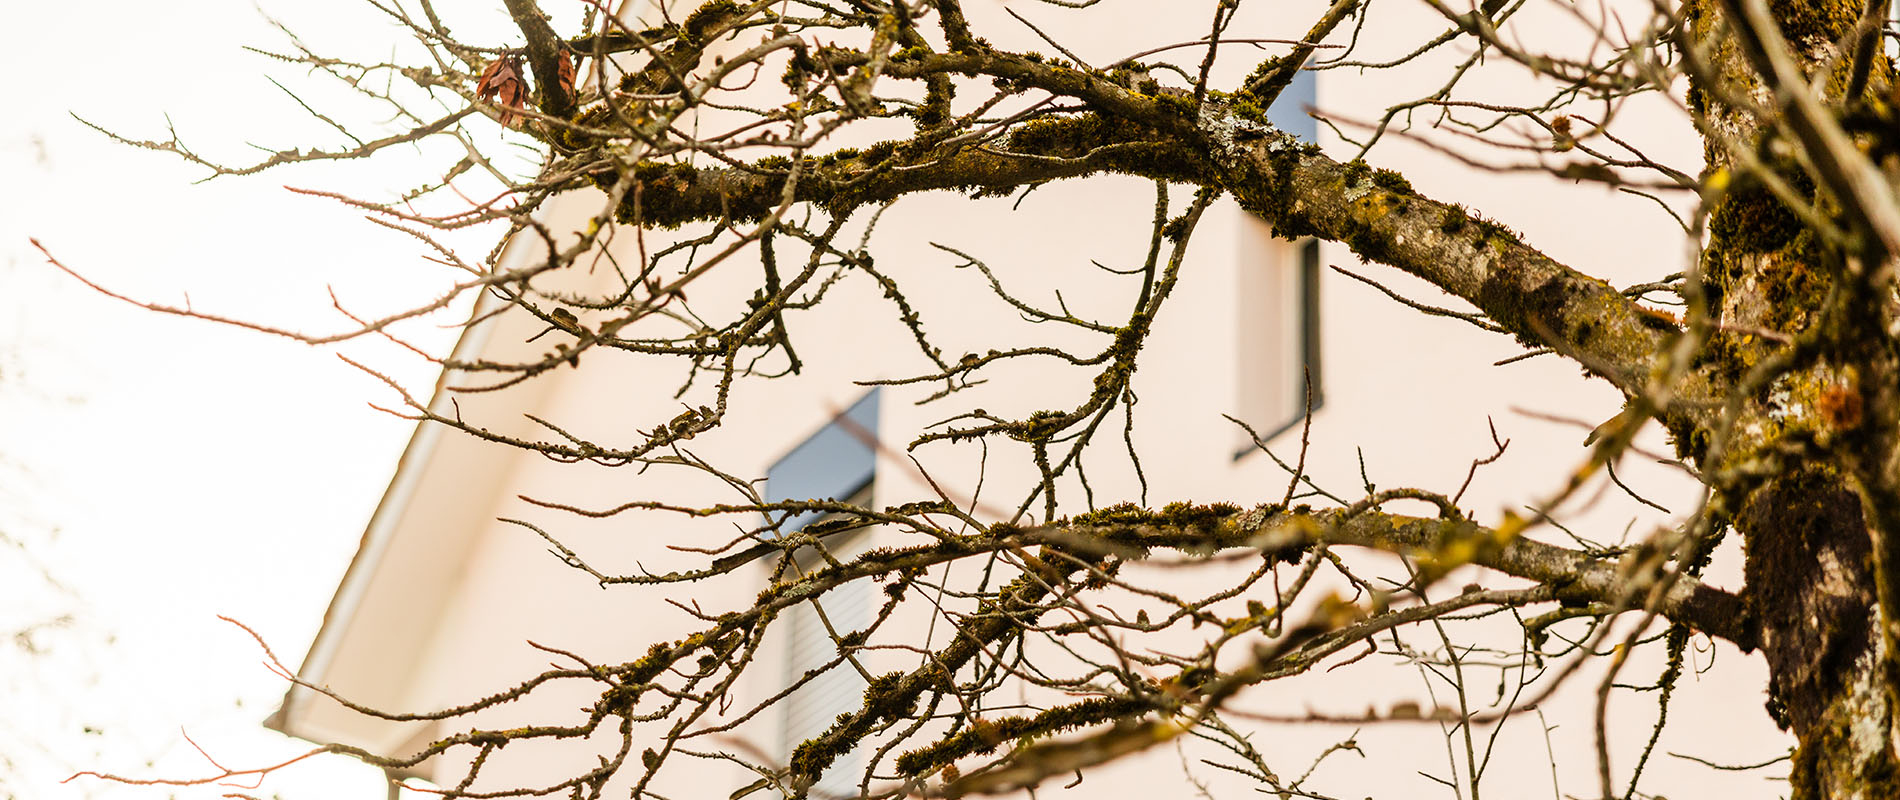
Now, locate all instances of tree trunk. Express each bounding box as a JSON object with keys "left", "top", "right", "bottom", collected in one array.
[{"left": 1688, "top": 0, "right": 1900, "bottom": 794}]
